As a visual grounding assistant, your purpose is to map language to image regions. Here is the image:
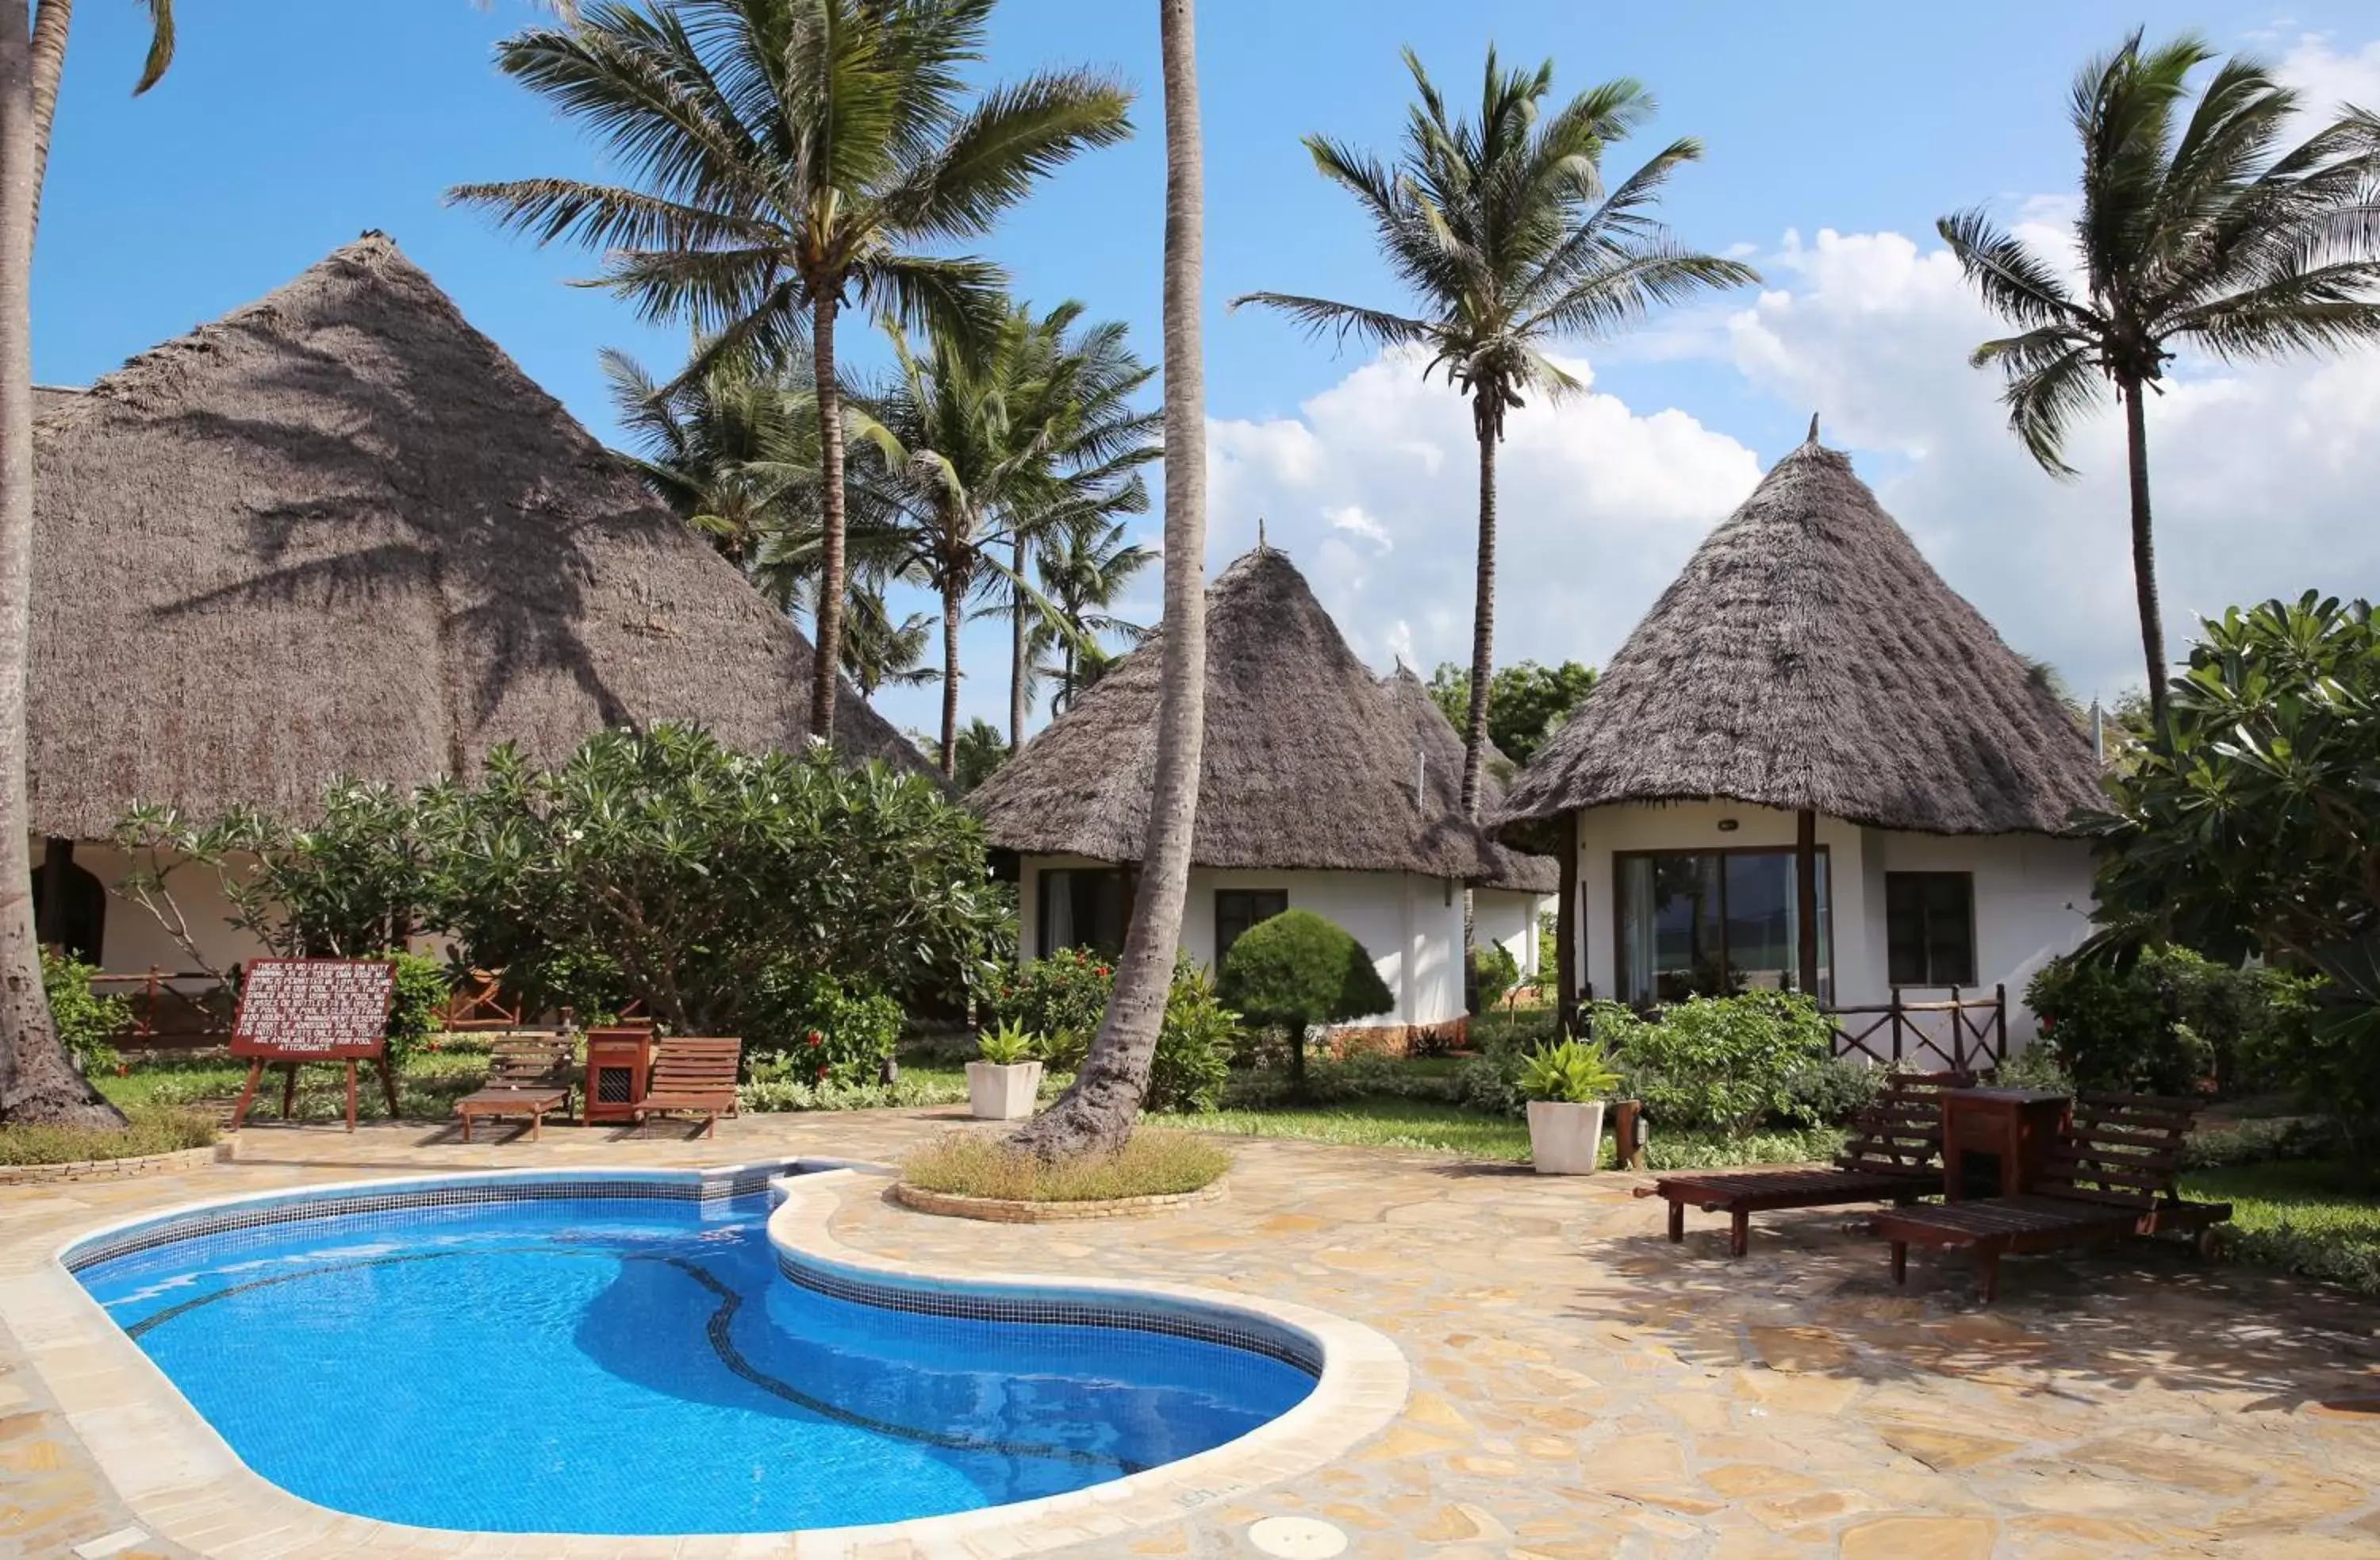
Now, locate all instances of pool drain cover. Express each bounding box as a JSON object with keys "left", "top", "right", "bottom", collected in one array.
[{"left": 1247, "top": 1516, "right": 1348, "bottom": 1558}]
